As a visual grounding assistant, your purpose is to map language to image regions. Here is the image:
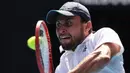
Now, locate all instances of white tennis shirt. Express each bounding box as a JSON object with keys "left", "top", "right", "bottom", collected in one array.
[{"left": 55, "top": 27, "right": 125, "bottom": 73}]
